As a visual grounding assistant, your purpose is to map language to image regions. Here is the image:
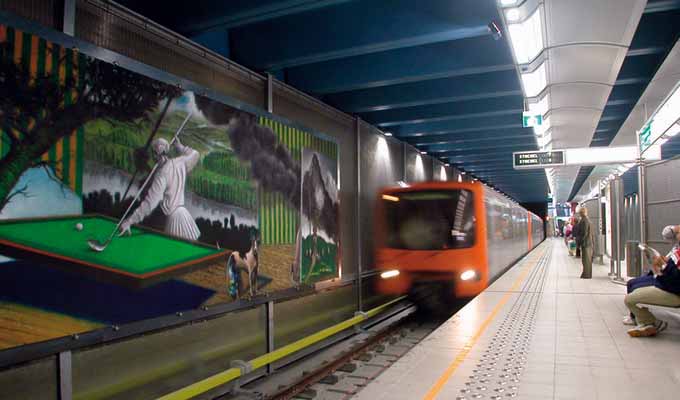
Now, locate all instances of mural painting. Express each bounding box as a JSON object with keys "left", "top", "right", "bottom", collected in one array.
[
  {"left": 300, "top": 148, "right": 339, "bottom": 283},
  {"left": 0, "top": 24, "right": 339, "bottom": 350}
]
